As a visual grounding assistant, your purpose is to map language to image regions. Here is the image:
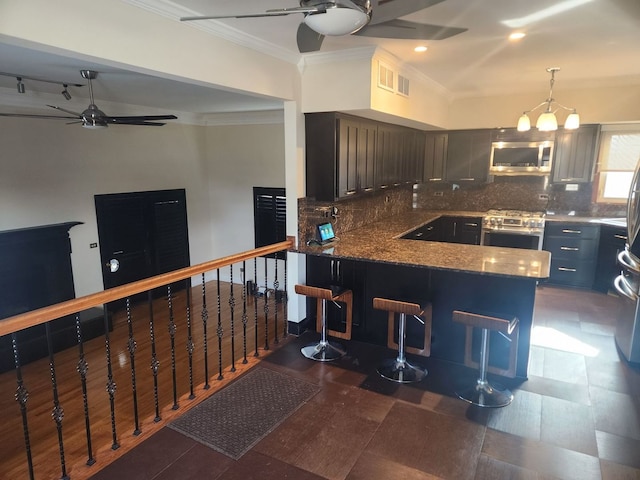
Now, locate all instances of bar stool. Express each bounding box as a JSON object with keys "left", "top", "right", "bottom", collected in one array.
[
  {"left": 373, "top": 297, "right": 431, "bottom": 383},
  {"left": 452, "top": 310, "right": 519, "bottom": 407},
  {"left": 295, "top": 284, "right": 353, "bottom": 361}
]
